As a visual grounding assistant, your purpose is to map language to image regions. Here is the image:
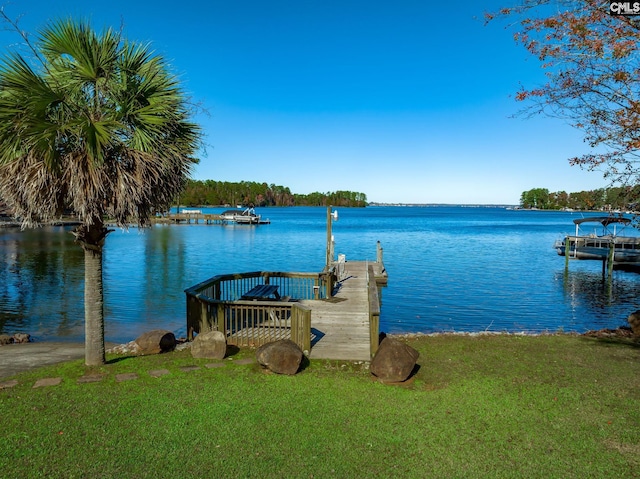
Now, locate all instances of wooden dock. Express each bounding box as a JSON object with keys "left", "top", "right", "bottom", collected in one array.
[
  {"left": 302, "top": 261, "right": 383, "bottom": 361},
  {"left": 153, "top": 212, "right": 223, "bottom": 224},
  {"left": 153, "top": 212, "right": 271, "bottom": 225},
  {"left": 184, "top": 244, "right": 387, "bottom": 361}
]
